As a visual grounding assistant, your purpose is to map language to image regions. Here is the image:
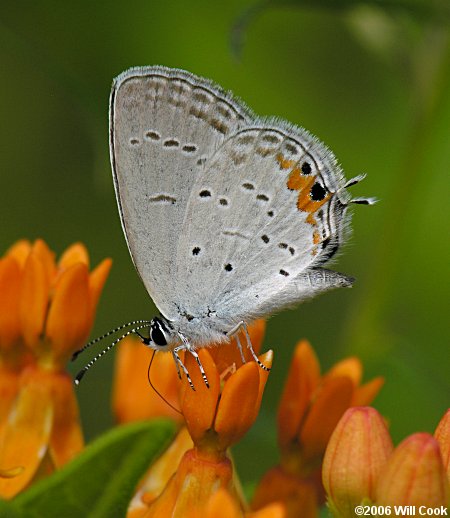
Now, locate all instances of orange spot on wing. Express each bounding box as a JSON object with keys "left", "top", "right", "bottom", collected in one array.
[
  {"left": 287, "top": 167, "right": 316, "bottom": 192},
  {"left": 306, "top": 214, "right": 317, "bottom": 226},
  {"left": 276, "top": 153, "right": 296, "bottom": 170},
  {"left": 313, "top": 231, "right": 321, "bottom": 245}
]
